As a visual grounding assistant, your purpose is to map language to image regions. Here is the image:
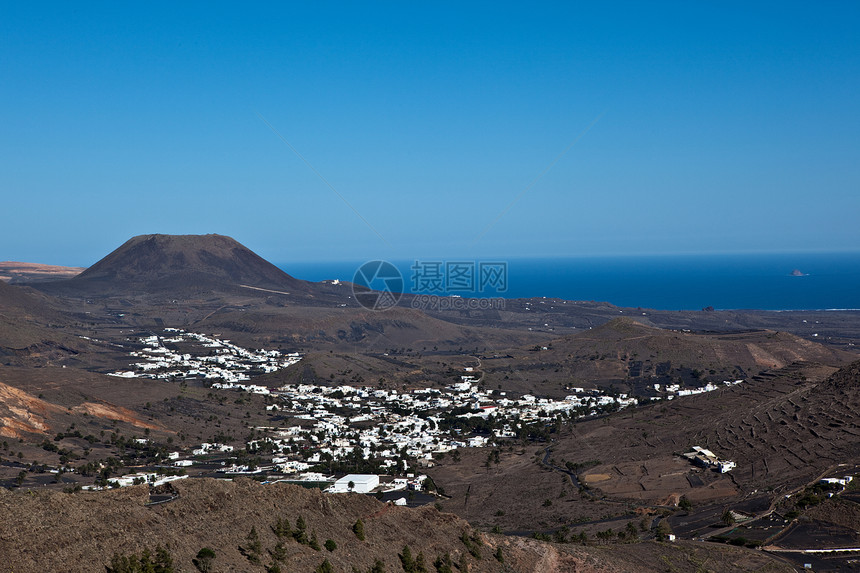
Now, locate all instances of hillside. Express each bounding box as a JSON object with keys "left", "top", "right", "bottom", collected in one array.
[
  {"left": 472, "top": 317, "right": 854, "bottom": 396},
  {"left": 1, "top": 234, "right": 858, "bottom": 571},
  {"left": 0, "top": 278, "right": 59, "bottom": 315},
  {"left": 0, "top": 366, "right": 171, "bottom": 439},
  {"left": 556, "top": 359, "right": 860, "bottom": 497},
  {"left": 428, "top": 358, "right": 860, "bottom": 535},
  {"left": 0, "top": 280, "right": 105, "bottom": 366},
  {"left": 0, "top": 477, "right": 790, "bottom": 573},
  {"left": 550, "top": 316, "right": 849, "bottom": 373}
]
